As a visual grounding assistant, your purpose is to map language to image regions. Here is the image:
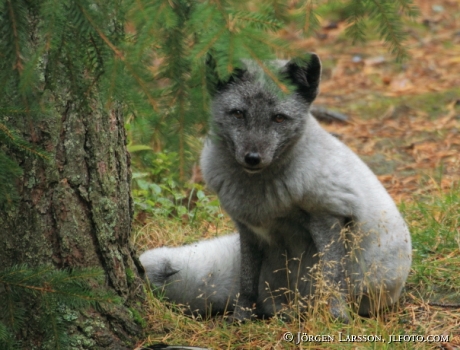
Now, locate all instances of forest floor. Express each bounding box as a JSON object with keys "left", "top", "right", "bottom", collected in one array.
[
  {"left": 300, "top": 0, "right": 460, "bottom": 204},
  {"left": 135, "top": 0, "right": 460, "bottom": 348}
]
